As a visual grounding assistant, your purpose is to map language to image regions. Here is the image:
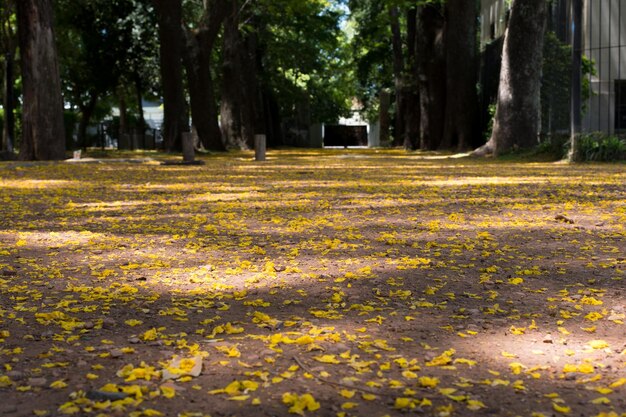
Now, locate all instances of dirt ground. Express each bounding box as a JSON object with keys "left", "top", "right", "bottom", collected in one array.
[{"left": 0, "top": 149, "right": 625, "bottom": 417}]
